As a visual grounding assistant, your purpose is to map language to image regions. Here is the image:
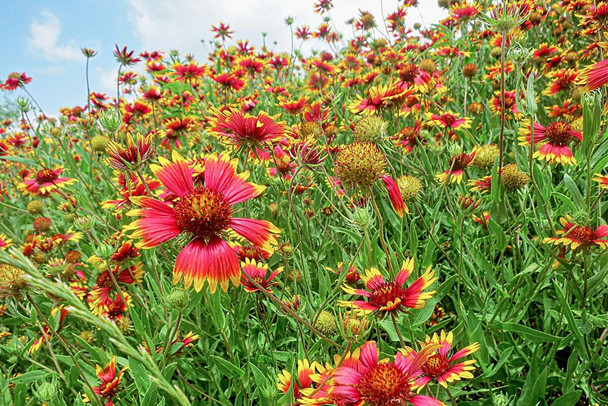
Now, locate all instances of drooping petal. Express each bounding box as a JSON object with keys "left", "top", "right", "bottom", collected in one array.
[
  {"left": 410, "top": 395, "right": 445, "bottom": 406},
  {"left": 382, "top": 174, "right": 408, "bottom": 216},
  {"left": 229, "top": 217, "right": 278, "bottom": 251},
  {"left": 126, "top": 197, "right": 181, "bottom": 248},
  {"left": 173, "top": 237, "right": 240, "bottom": 293}
]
